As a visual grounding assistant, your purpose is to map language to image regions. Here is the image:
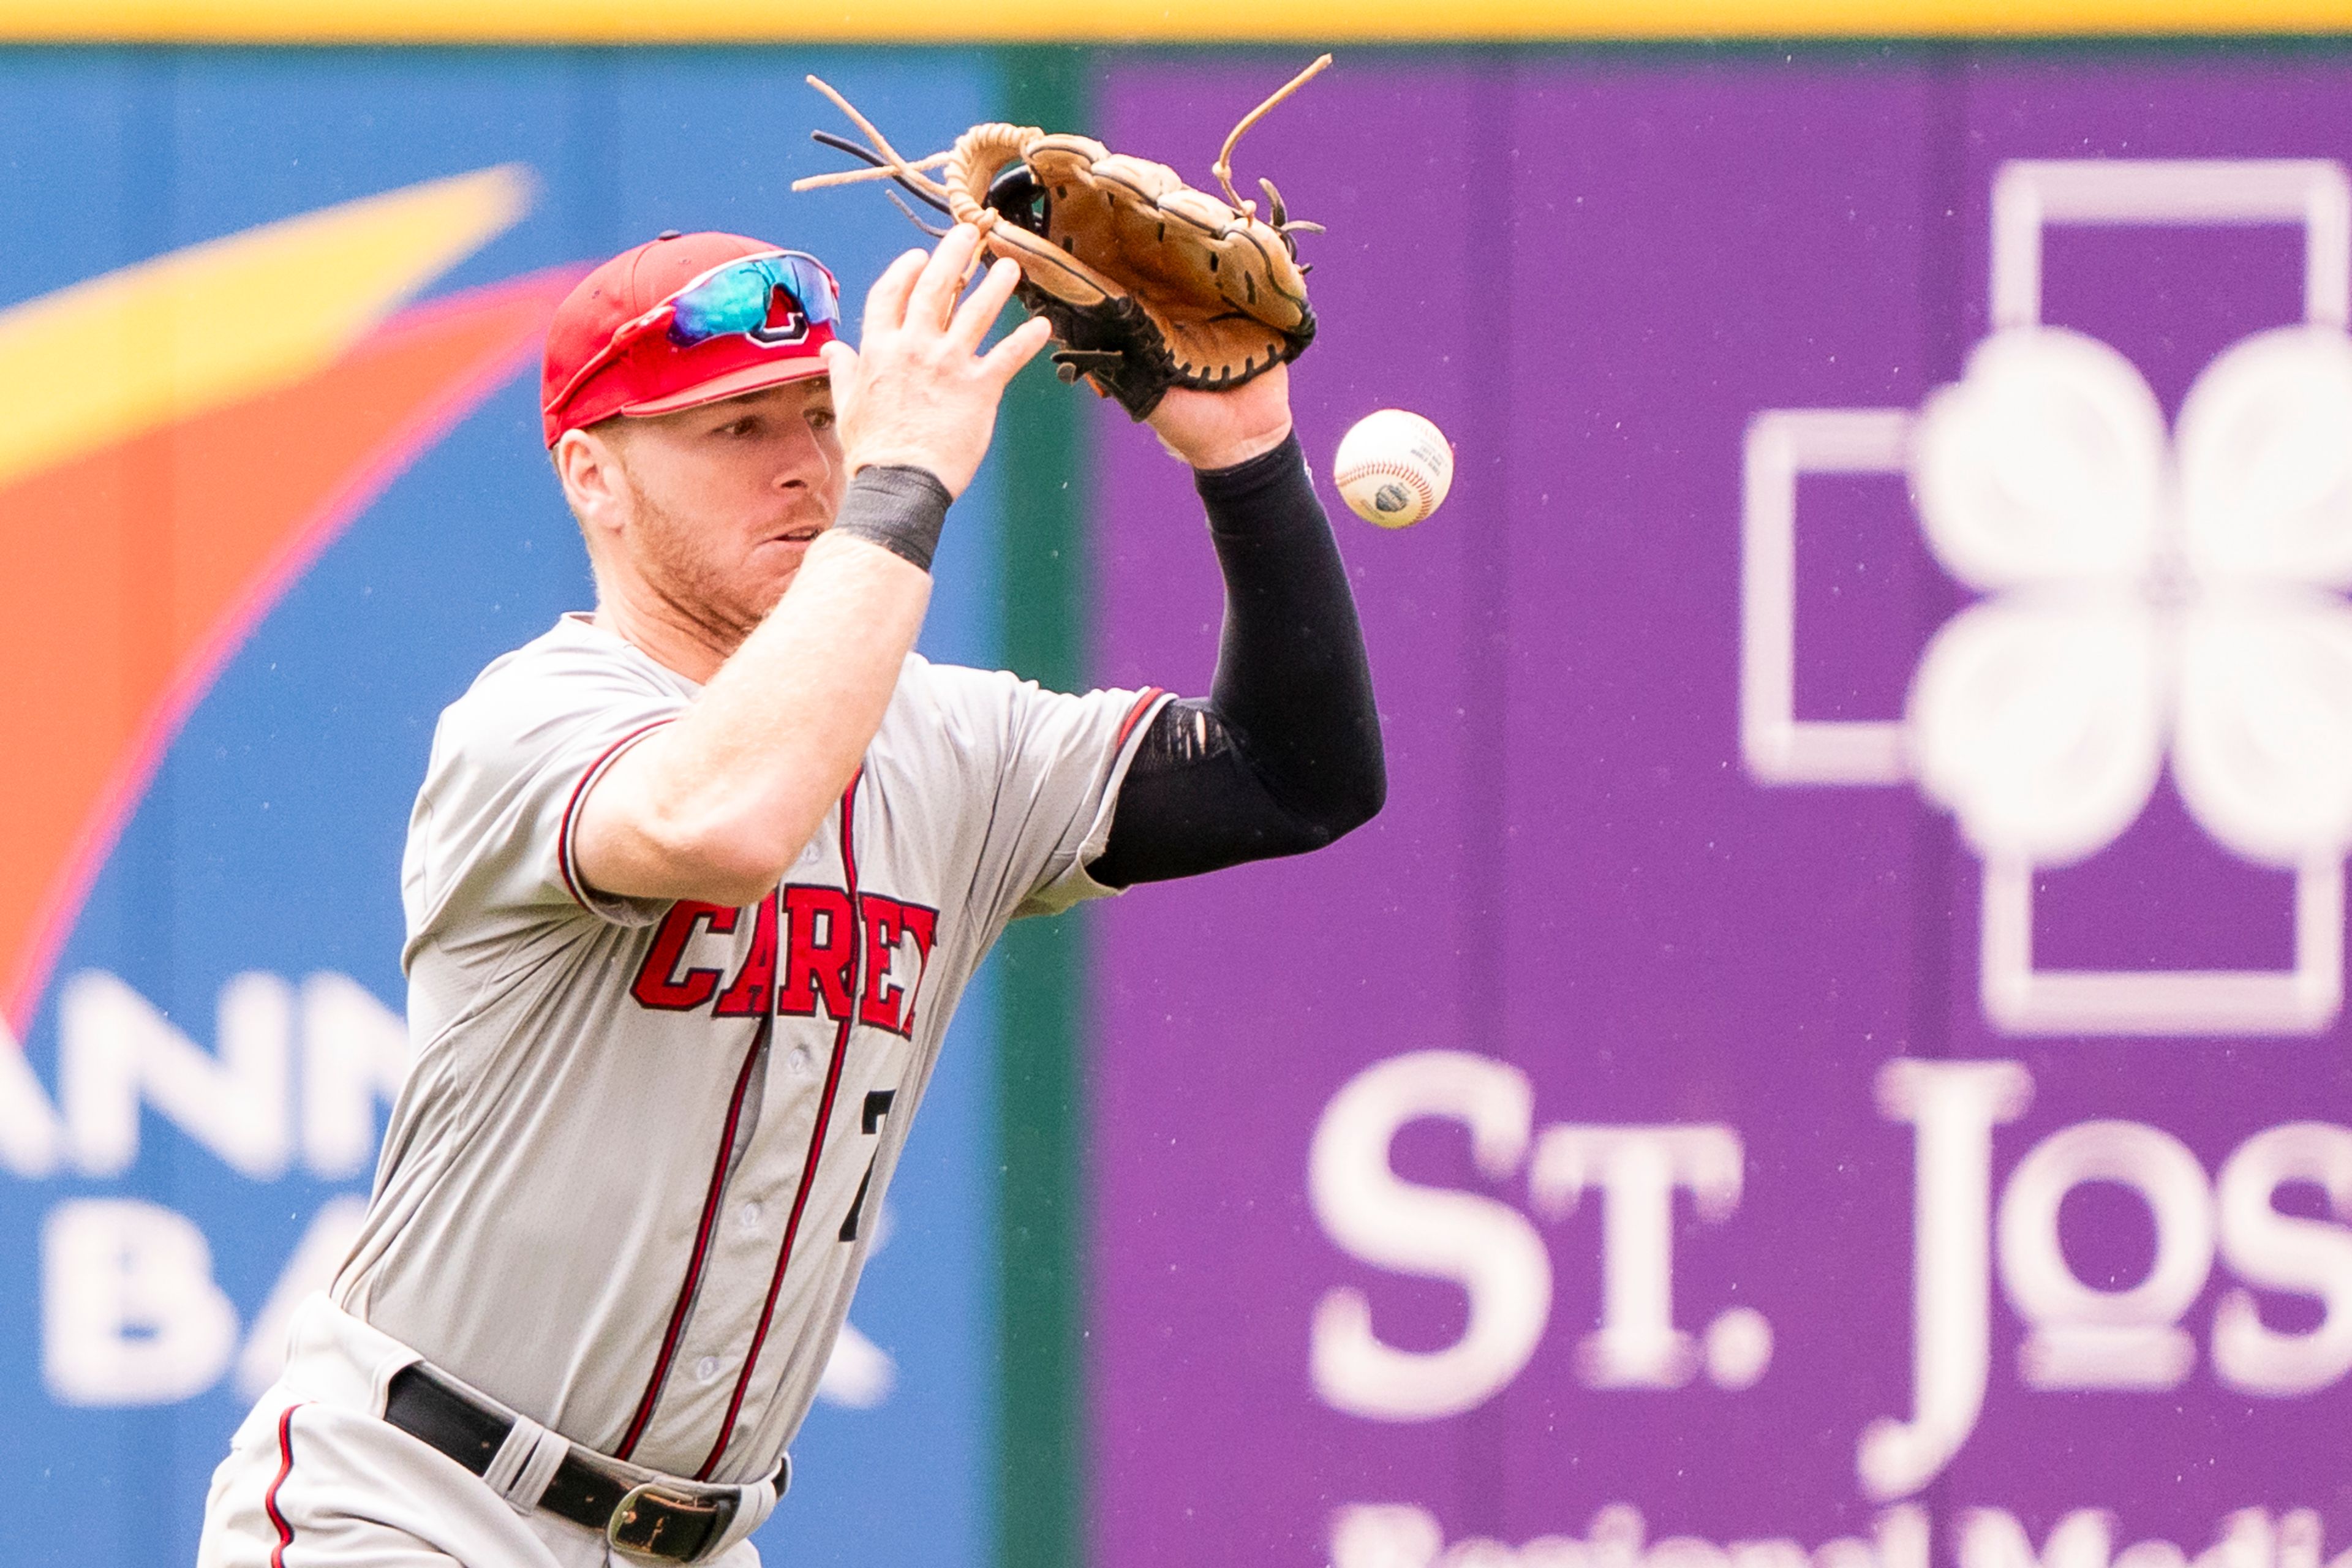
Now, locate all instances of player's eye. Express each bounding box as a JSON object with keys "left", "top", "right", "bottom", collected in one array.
[{"left": 806, "top": 407, "right": 836, "bottom": 431}]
